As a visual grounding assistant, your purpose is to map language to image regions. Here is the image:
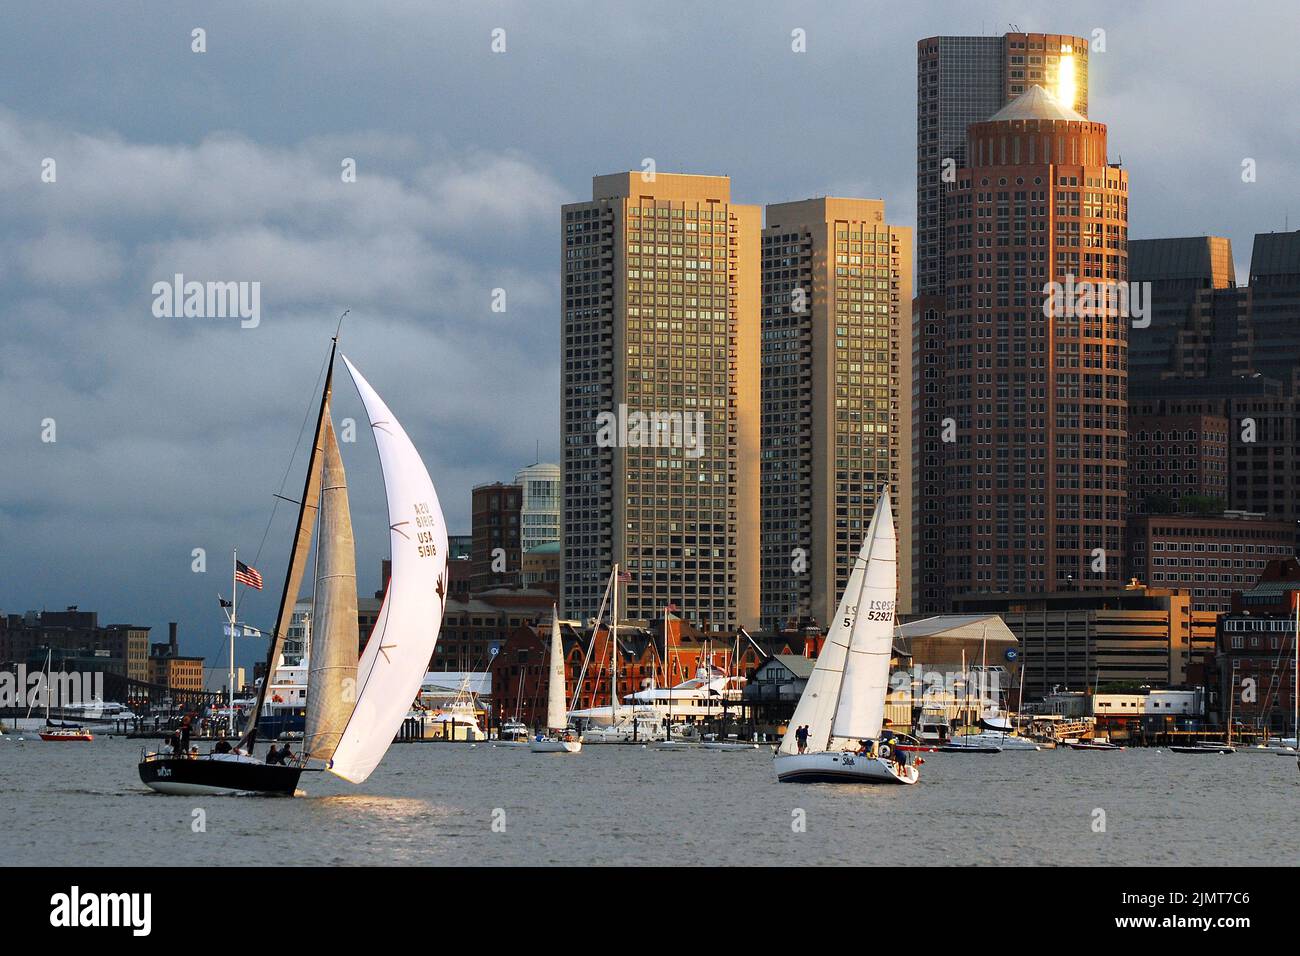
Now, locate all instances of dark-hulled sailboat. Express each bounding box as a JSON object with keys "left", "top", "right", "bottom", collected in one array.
[{"left": 139, "top": 340, "right": 449, "bottom": 795}]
